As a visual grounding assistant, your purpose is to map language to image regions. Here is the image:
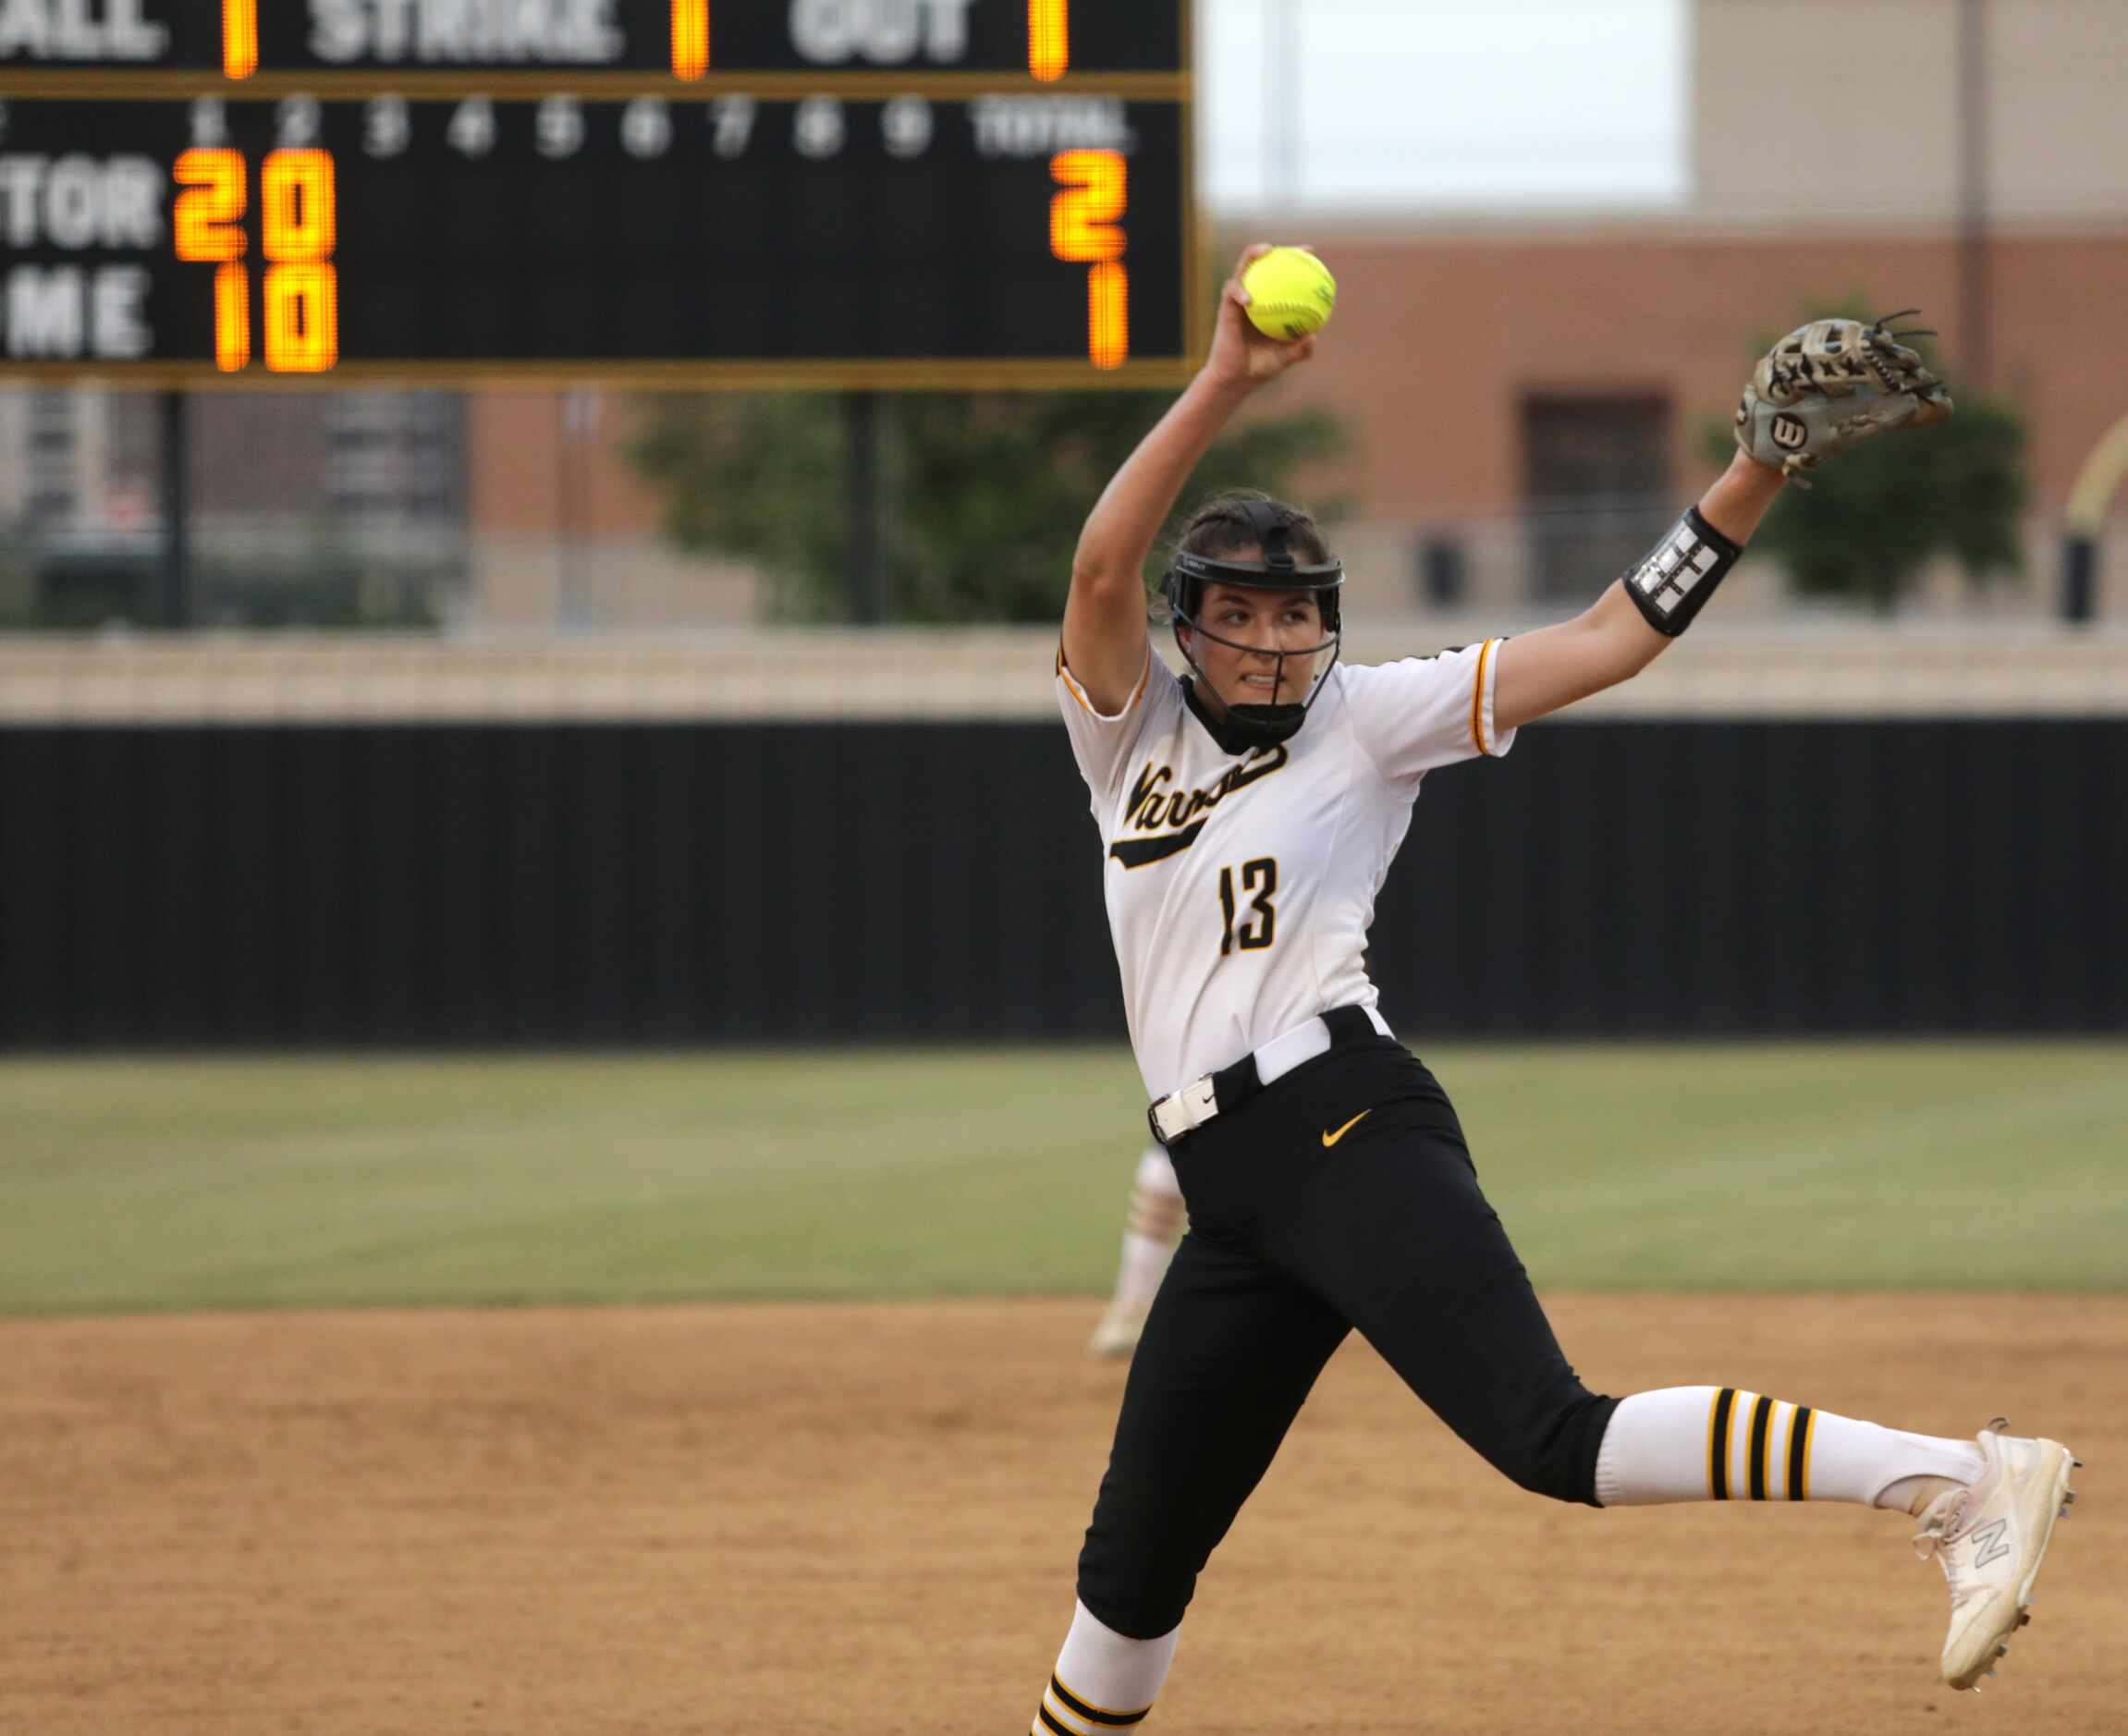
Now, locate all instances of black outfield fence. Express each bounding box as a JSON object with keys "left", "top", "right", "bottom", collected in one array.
[{"left": 0, "top": 719, "right": 2122, "bottom": 1046}]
